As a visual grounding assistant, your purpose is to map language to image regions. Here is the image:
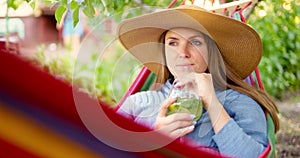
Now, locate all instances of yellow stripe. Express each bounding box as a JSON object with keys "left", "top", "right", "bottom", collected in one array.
[{"left": 0, "top": 101, "right": 103, "bottom": 158}]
